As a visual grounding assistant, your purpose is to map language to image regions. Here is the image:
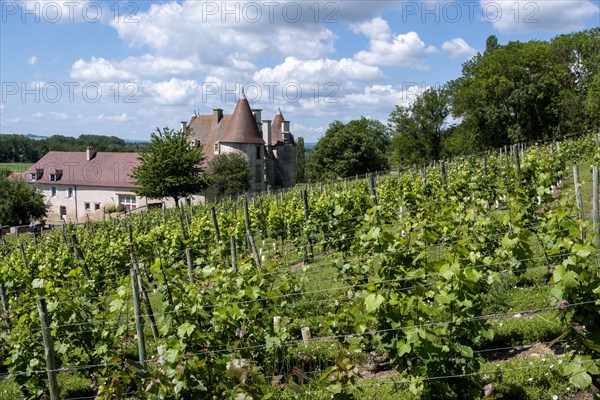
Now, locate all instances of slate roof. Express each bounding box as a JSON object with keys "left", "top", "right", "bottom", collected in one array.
[{"left": 24, "top": 152, "right": 140, "bottom": 188}]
